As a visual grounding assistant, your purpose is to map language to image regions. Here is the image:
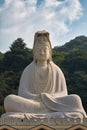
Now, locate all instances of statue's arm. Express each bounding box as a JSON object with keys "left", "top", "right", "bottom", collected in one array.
[
  {"left": 56, "top": 69, "right": 68, "bottom": 97},
  {"left": 18, "top": 65, "right": 39, "bottom": 100},
  {"left": 52, "top": 63, "right": 68, "bottom": 97}
]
